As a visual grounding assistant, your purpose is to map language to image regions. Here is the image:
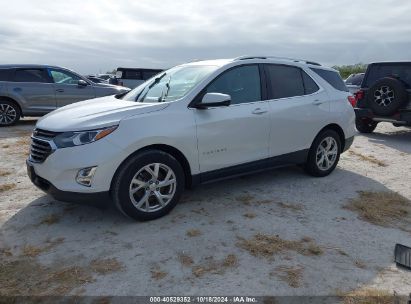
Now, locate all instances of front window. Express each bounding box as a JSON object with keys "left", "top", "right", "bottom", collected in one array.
[
  {"left": 205, "top": 65, "right": 261, "bottom": 104},
  {"left": 122, "top": 65, "right": 219, "bottom": 103},
  {"left": 49, "top": 69, "right": 81, "bottom": 85}
]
